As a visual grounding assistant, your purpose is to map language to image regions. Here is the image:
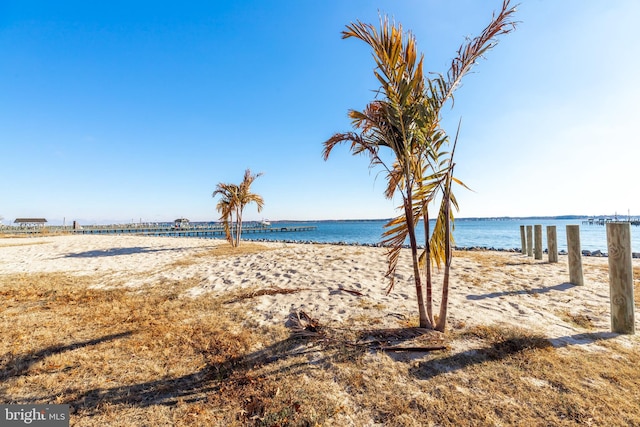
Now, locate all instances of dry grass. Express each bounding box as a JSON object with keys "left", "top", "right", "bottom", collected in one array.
[
  {"left": 199, "top": 242, "right": 274, "bottom": 258},
  {"left": 1, "top": 270, "right": 640, "bottom": 426},
  {"left": 0, "top": 240, "right": 51, "bottom": 247},
  {"left": 222, "top": 286, "right": 312, "bottom": 305},
  {"left": 0, "top": 232, "right": 30, "bottom": 239},
  {"left": 455, "top": 249, "right": 524, "bottom": 267},
  {"left": 167, "top": 242, "right": 274, "bottom": 268},
  {"left": 635, "top": 265, "right": 640, "bottom": 306},
  {"left": 561, "top": 312, "right": 596, "bottom": 329}
]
